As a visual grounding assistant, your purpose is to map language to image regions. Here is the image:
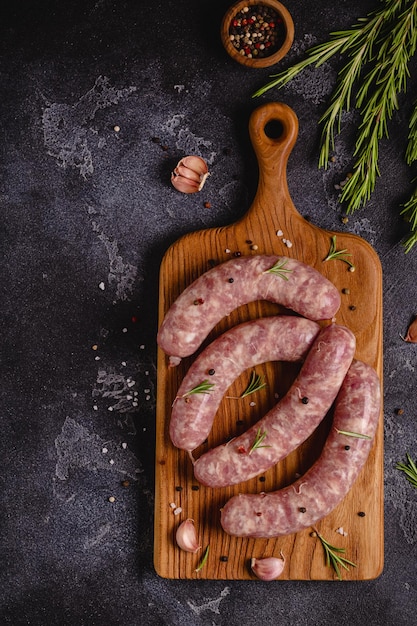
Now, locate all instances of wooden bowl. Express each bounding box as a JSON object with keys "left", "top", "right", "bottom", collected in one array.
[{"left": 221, "top": 0, "right": 294, "bottom": 68}]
